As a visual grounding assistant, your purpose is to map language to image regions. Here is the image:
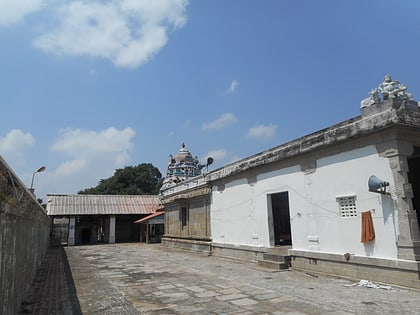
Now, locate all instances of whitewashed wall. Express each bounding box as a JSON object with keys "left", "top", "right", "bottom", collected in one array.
[
  {"left": 211, "top": 145, "right": 399, "bottom": 259},
  {"left": 212, "top": 177, "right": 257, "bottom": 246}
]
